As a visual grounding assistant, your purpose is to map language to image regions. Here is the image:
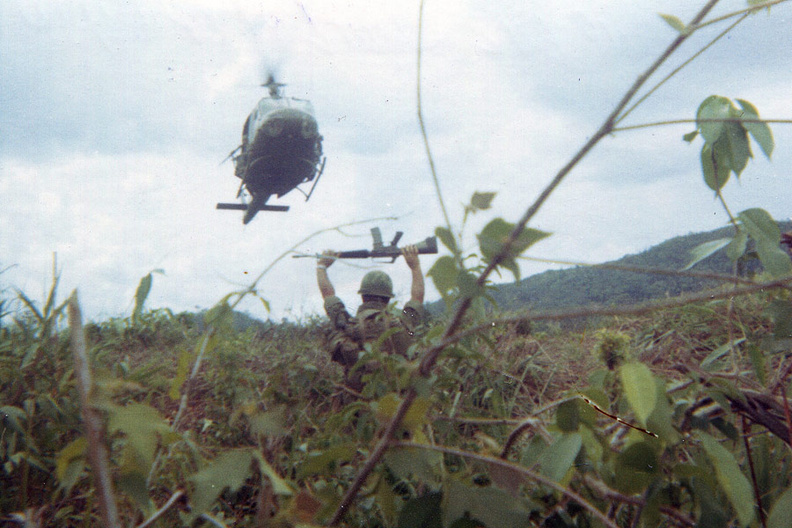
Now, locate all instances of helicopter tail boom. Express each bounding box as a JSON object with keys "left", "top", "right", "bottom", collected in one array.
[{"left": 216, "top": 203, "right": 290, "bottom": 212}]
